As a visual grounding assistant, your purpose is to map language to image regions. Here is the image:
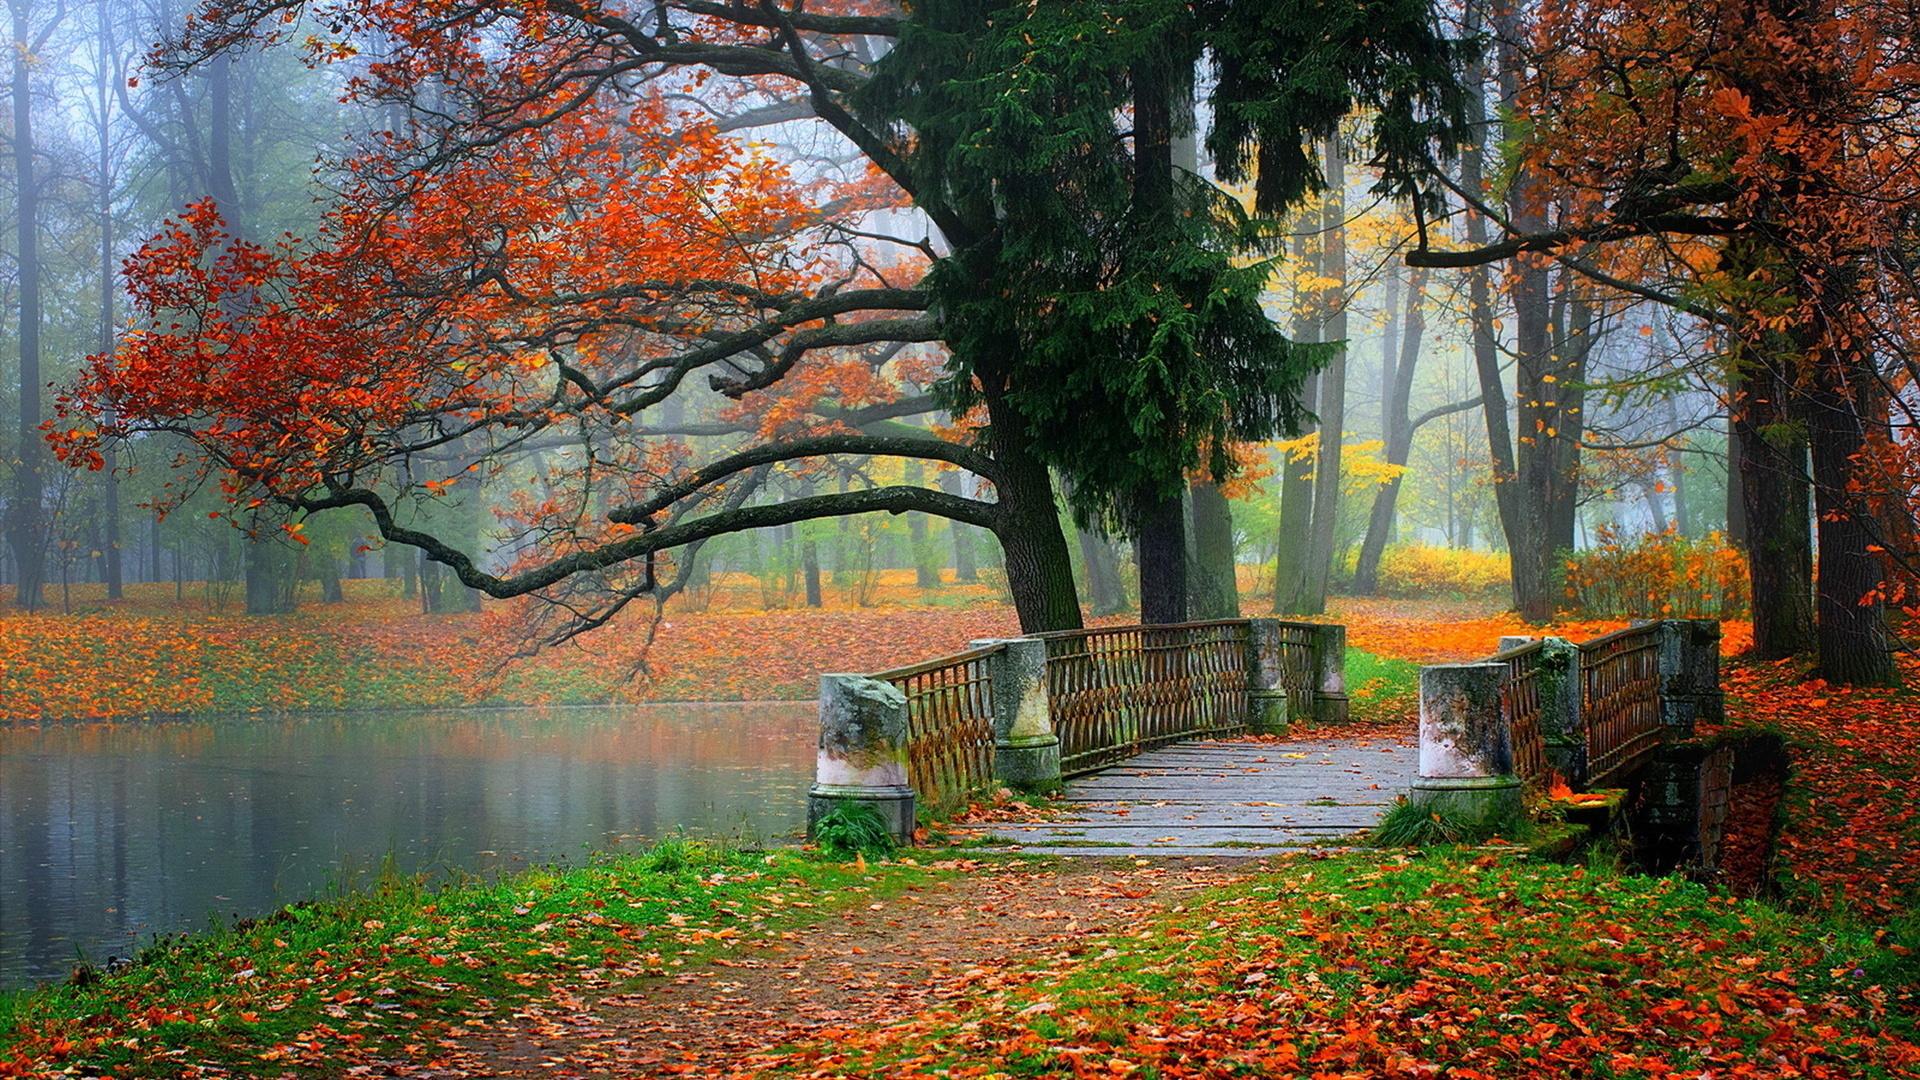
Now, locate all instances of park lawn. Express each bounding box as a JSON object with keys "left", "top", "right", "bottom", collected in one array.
[
  {"left": 2, "top": 846, "right": 1916, "bottom": 1079},
  {"left": 760, "top": 853, "right": 1920, "bottom": 1080},
  {"left": 0, "top": 843, "right": 957, "bottom": 1078}
]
